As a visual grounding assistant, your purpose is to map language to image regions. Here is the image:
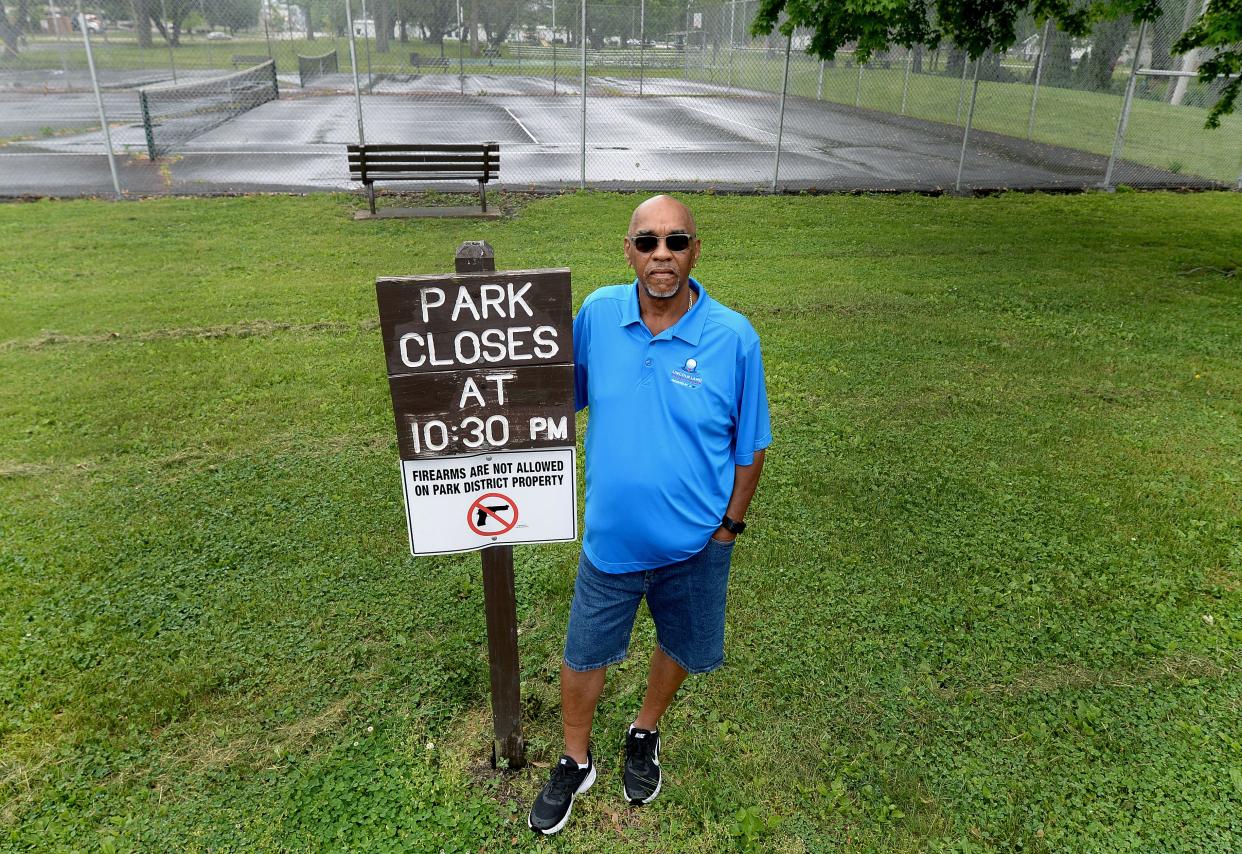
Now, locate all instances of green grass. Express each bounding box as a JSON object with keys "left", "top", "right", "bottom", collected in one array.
[{"left": 1, "top": 191, "right": 1240, "bottom": 852}]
